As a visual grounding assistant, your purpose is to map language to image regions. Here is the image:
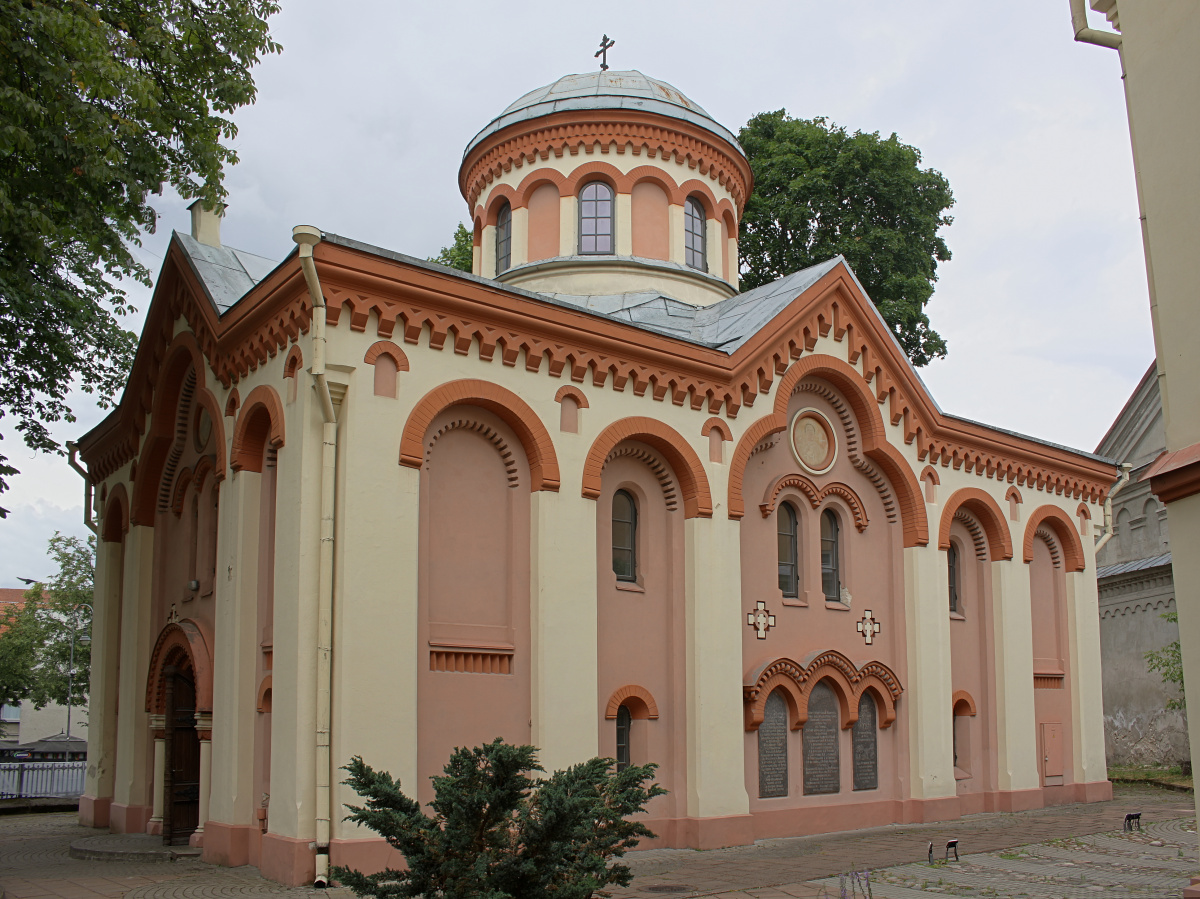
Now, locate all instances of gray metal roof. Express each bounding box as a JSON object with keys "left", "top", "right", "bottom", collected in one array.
[
  {"left": 175, "top": 232, "right": 279, "bottom": 314},
  {"left": 1097, "top": 552, "right": 1173, "bottom": 579},
  {"left": 463, "top": 70, "right": 744, "bottom": 160}
]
